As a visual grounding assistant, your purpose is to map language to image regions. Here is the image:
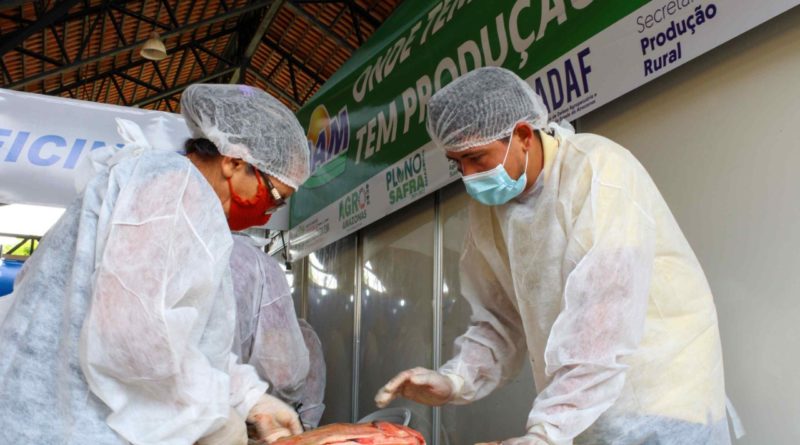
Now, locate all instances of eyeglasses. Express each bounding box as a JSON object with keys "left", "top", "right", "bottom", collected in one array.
[{"left": 255, "top": 168, "right": 287, "bottom": 214}]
